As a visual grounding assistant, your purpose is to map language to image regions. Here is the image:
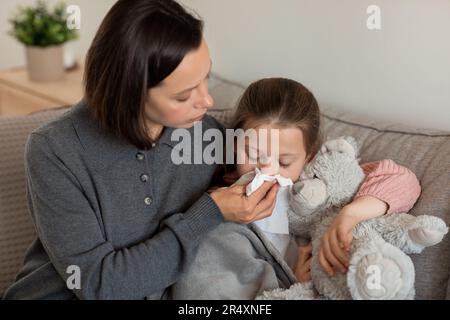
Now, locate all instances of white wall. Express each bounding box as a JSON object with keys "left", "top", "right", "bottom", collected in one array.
[
  {"left": 1, "top": 0, "right": 449, "bottom": 130},
  {"left": 0, "top": 0, "right": 116, "bottom": 70},
  {"left": 181, "top": 0, "right": 450, "bottom": 131}
]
